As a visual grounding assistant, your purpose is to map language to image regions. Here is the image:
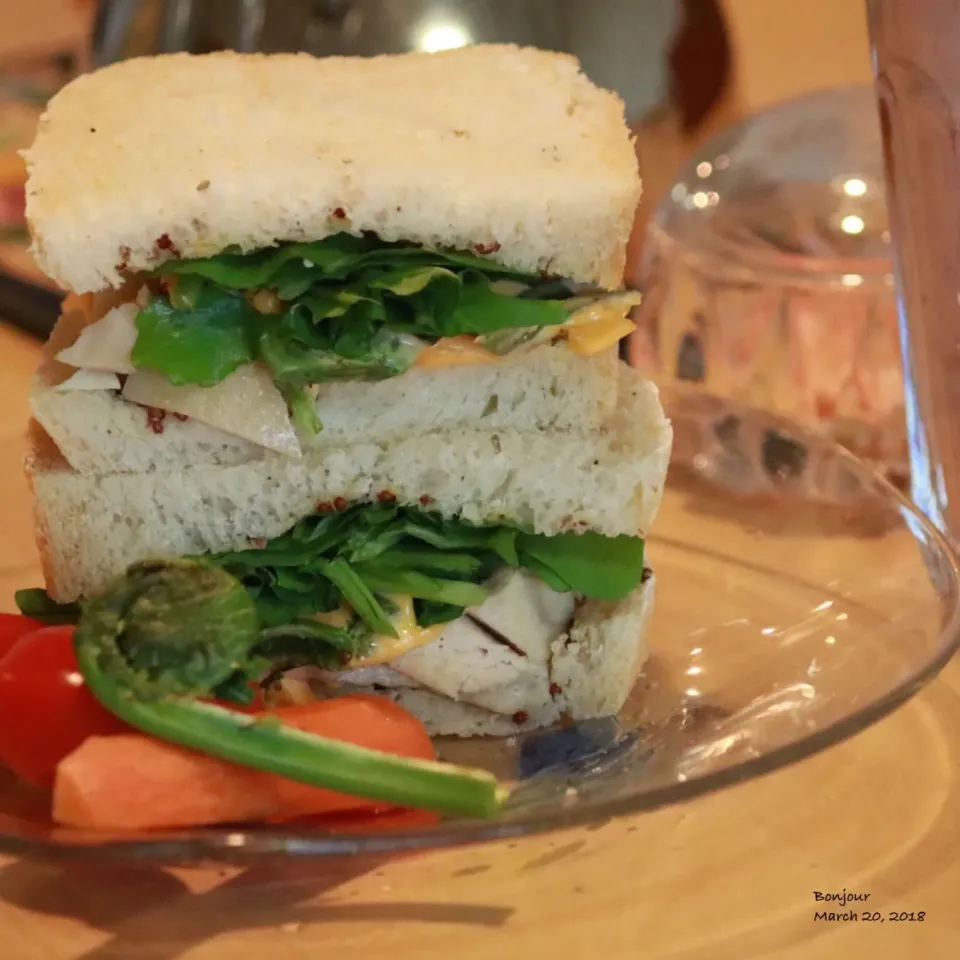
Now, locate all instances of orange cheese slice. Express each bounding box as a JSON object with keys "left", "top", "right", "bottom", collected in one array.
[
  {"left": 565, "top": 315, "right": 637, "bottom": 357},
  {"left": 413, "top": 335, "right": 501, "bottom": 370},
  {"left": 341, "top": 595, "right": 447, "bottom": 668}
]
